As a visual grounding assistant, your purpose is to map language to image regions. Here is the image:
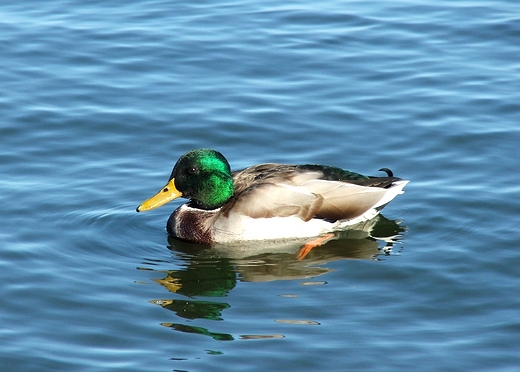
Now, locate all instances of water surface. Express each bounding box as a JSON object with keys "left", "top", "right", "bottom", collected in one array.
[{"left": 1, "top": 1, "right": 519, "bottom": 371}]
